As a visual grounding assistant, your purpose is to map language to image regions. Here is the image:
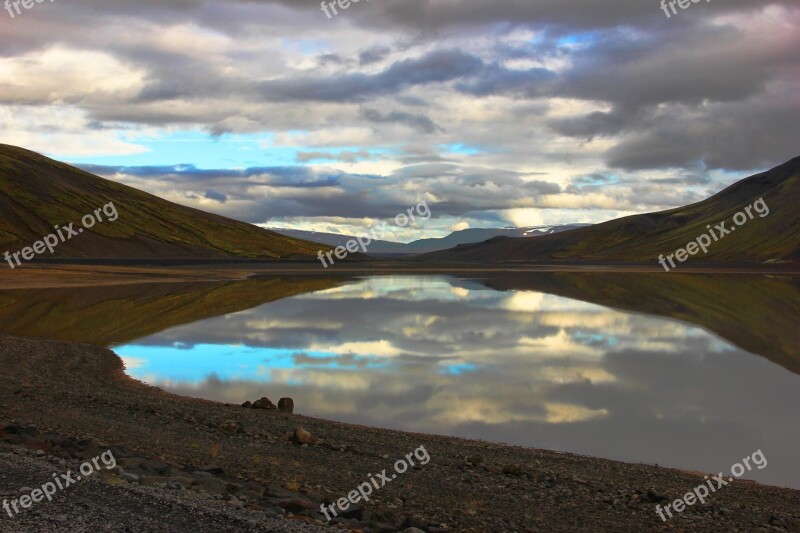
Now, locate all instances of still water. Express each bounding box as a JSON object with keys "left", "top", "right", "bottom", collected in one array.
[{"left": 108, "top": 274, "right": 800, "bottom": 489}]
